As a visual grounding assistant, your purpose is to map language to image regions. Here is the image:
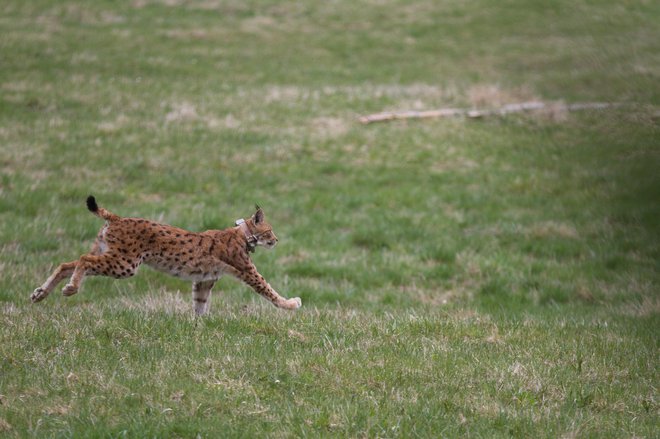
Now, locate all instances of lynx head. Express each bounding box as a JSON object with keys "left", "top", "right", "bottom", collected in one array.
[{"left": 249, "top": 205, "right": 278, "bottom": 249}]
